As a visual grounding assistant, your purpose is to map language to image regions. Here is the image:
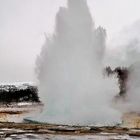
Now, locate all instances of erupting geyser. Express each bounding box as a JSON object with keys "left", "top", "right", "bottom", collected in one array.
[{"left": 35, "top": 0, "right": 121, "bottom": 125}]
